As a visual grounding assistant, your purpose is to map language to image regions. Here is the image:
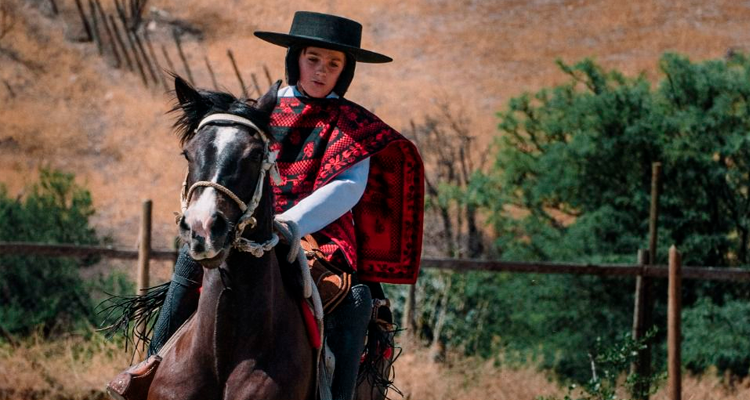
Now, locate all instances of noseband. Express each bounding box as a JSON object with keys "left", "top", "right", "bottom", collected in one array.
[{"left": 178, "top": 113, "right": 282, "bottom": 257}]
